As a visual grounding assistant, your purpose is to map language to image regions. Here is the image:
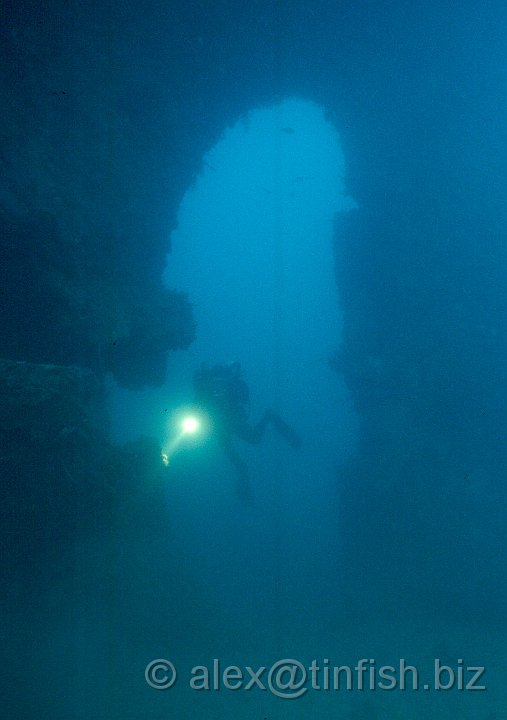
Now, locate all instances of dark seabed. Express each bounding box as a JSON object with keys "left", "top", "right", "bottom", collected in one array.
[{"left": 1, "top": 1, "right": 506, "bottom": 718}]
